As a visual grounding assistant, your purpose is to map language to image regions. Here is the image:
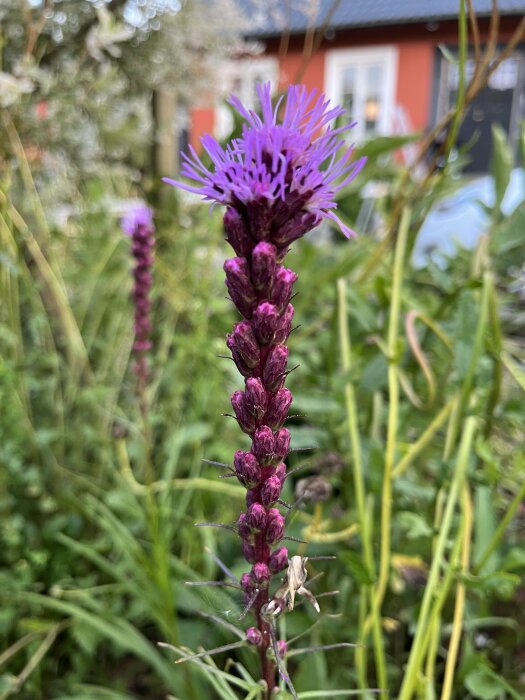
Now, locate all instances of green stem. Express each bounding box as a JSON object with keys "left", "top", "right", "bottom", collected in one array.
[
  {"left": 398, "top": 414, "right": 477, "bottom": 700},
  {"left": 337, "top": 279, "right": 386, "bottom": 694},
  {"left": 375, "top": 206, "right": 410, "bottom": 608}
]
